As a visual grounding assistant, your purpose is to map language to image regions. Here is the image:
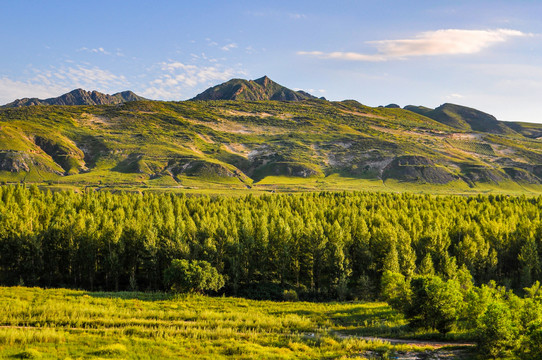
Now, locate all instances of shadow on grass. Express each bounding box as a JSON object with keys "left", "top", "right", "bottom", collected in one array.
[{"left": 68, "top": 290, "right": 176, "bottom": 302}]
